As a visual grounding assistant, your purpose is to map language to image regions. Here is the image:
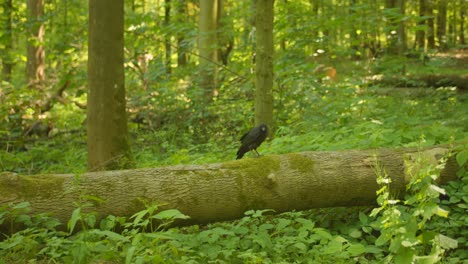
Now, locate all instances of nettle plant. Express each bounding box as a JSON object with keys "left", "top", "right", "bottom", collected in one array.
[{"left": 370, "top": 148, "right": 459, "bottom": 264}]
